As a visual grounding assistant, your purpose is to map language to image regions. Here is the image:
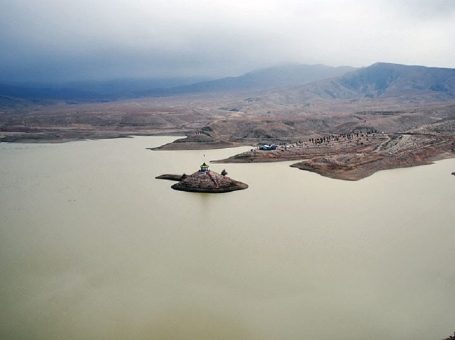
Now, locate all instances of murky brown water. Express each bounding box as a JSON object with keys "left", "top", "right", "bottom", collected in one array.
[{"left": 0, "top": 136, "right": 454, "bottom": 340}]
